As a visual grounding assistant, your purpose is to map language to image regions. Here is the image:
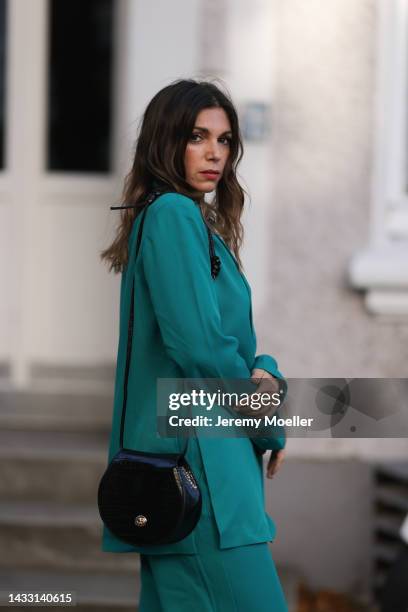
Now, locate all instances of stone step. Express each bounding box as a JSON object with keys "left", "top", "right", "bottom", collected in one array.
[
  {"left": 0, "top": 430, "right": 108, "bottom": 504},
  {"left": 375, "top": 483, "right": 408, "bottom": 512},
  {"left": 0, "top": 430, "right": 109, "bottom": 460},
  {"left": 375, "top": 461, "right": 408, "bottom": 485},
  {"left": 0, "top": 501, "right": 137, "bottom": 573},
  {"left": 375, "top": 513, "right": 406, "bottom": 539},
  {"left": 0, "top": 568, "right": 140, "bottom": 610},
  {"left": 0, "top": 388, "right": 113, "bottom": 432},
  {"left": 373, "top": 541, "right": 404, "bottom": 565}
]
